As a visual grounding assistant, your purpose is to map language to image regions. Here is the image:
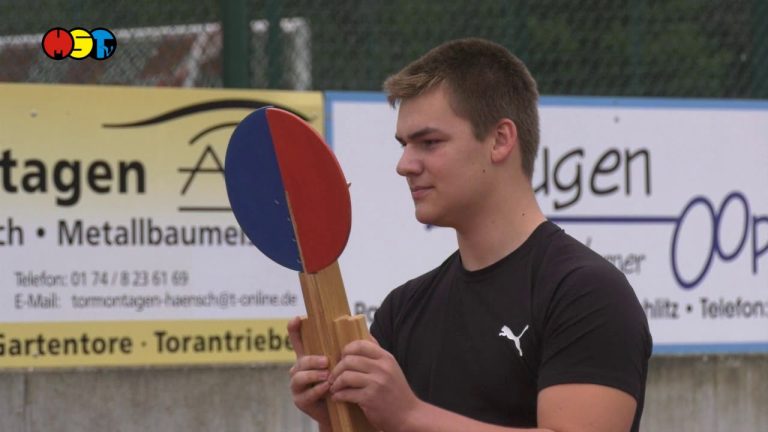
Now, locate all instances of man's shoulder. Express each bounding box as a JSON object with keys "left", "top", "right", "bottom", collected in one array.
[
  {"left": 371, "top": 251, "right": 460, "bottom": 345},
  {"left": 537, "top": 223, "right": 626, "bottom": 281},
  {"left": 389, "top": 250, "right": 460, "bottom": 302},
  {"left": 531, "top": 222, "right": 639, "bottom": 307}
]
